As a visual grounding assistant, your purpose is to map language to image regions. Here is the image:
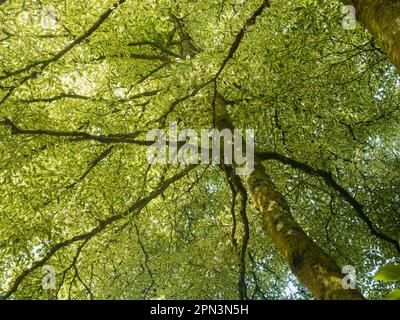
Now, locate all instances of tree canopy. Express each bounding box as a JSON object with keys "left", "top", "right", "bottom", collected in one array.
[{"left": 0, "top": 0, "right": 399, "bottom": 300}]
